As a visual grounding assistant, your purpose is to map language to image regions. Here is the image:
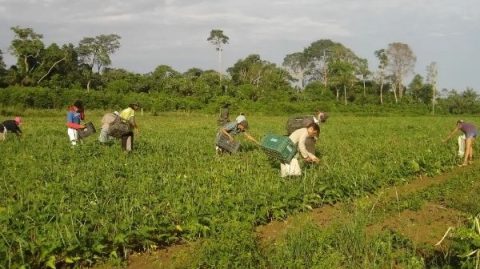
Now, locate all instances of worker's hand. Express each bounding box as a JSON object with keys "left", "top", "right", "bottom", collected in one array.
[{"left": 305, "top": 156, "right": 320, "bottom": 164}]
